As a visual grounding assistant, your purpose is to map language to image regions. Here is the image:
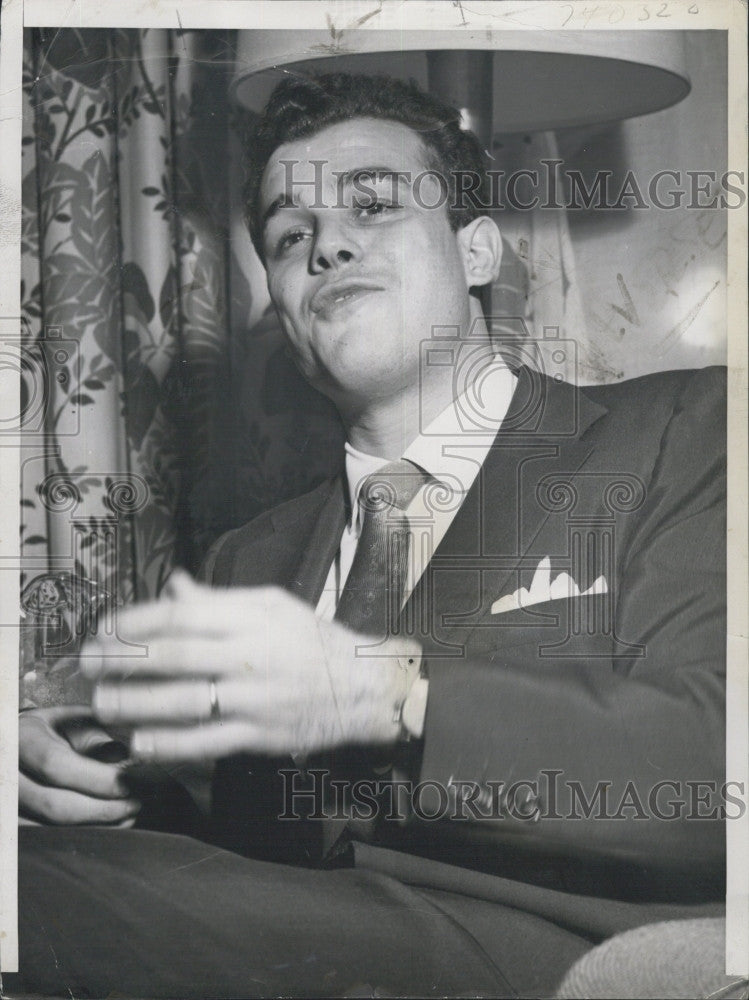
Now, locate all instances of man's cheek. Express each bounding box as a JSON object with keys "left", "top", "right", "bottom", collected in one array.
[
  {"left": 267, "top": 272, "right": 298, "bottom": 314},
  {"left": 278, "top": 323, "right": 304, "bottom": 361},
  {"left": 271, "top": 296, "right": 301, "bottom": 341}
]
